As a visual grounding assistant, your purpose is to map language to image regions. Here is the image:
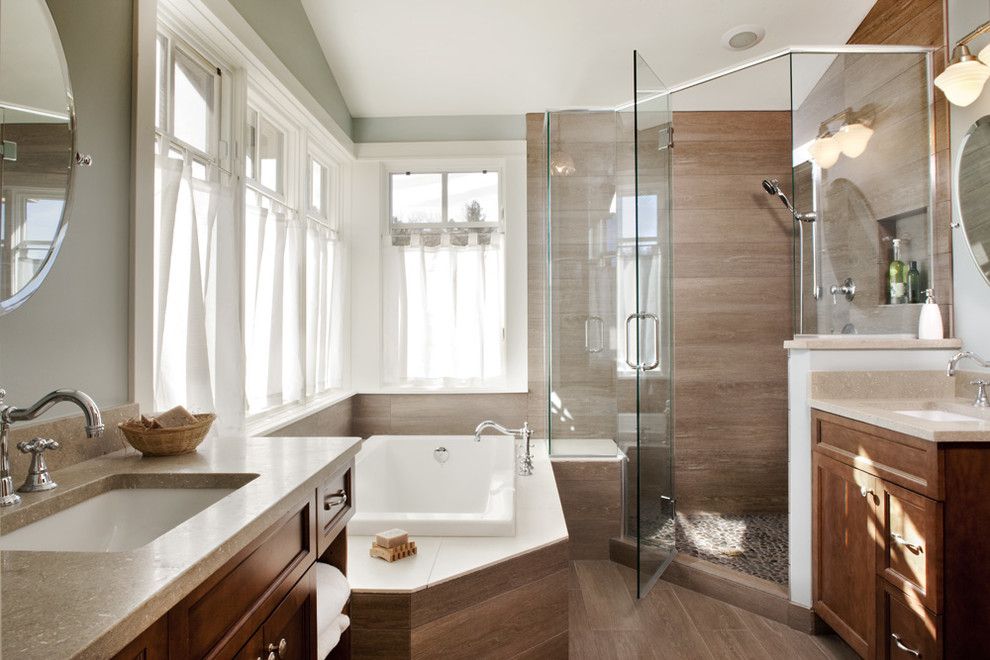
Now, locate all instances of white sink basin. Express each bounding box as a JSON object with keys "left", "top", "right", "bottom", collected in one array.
[
  {"left": 0, "top": 487, "right": 238, "bottom": 552},
  {"left": 895, "top": 409, "right": 985, "bottom": 423}
]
